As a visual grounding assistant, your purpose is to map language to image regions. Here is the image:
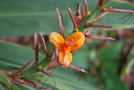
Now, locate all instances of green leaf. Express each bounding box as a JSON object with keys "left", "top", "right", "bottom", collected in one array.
[
  {"left": 0, "top": 0, "right": 83, "bottom": 36},
  {"left": 0, "top": 41, "right": 98, "bottom": 90},
  {"left": 0, "top": 71, "right": 13, "bottom": 88},
  {"left": 0, "top": 72, "right": 19, "bottom": 90},
  {"left": 98, "top": 42, "right": 128, "bottom": 90},
  {"left": 16, "top": 84, "right": 38, "bottom": 90},
  {"left": 98, "top": 42, "right": 123, "bottom": 73},
  {"left": 72, "top": 44, "right": 89, "bottom": 69},
  {"left": 0, "top": 0, "right": 134, "bottom": 36},
  {"left": 96, "top": 1, "right": 134, "bottom": 31},
  {"left": 0, "top": 40, "right": 44, "bottom": 69},
  {"left": 101, "top": 70, "right": 128, "bottom": 90},
  {"left": 46, "top": 67, "right": 99, "bottom": 90},
  {"left": 0, "top": 84, "right": 4, "bottom": 90}
]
